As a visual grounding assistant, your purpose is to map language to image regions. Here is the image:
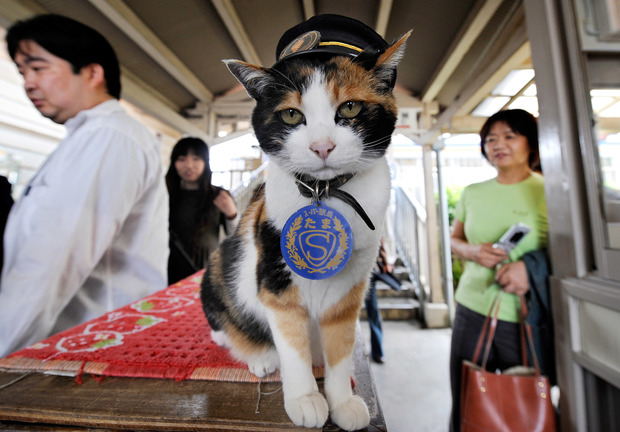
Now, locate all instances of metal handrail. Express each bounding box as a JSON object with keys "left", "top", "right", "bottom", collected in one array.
[
  {"left": 230, "top": 162, "right": 267, "bottom": 213},
  {"left": 393, "top": 186, "right": 429, "bottom": 303}
]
